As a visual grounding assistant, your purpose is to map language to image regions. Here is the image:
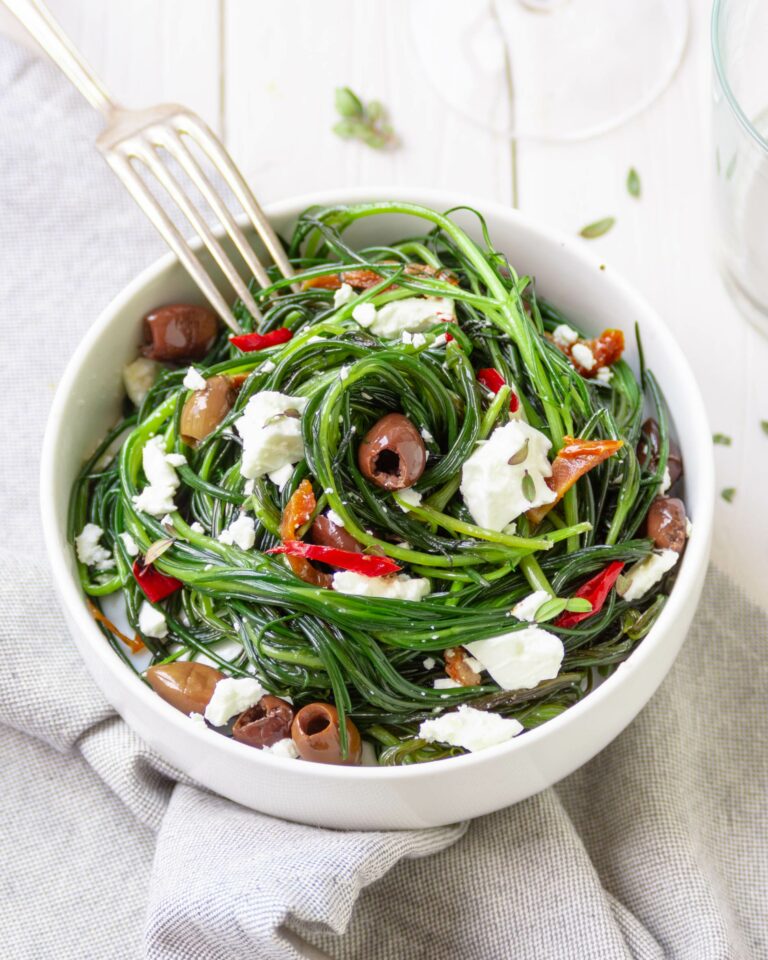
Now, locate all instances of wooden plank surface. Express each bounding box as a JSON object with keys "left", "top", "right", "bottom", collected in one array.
[{"left": 2, "top": 0, "right": 764, "bottom": 608}]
